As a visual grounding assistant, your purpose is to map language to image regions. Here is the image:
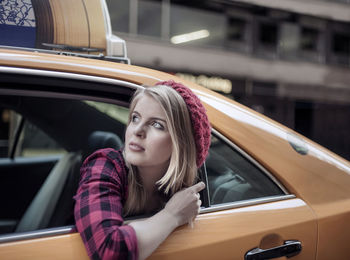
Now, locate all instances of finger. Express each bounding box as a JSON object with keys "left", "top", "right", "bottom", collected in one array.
[
  {"left": 197, "top": 199, "right": 202, "bottom": 207},
  {"left": 195, "top": 193, "right": 200, "bottom": 199},
  {"left": 190, "top": 182, "right": 205, "bottom": 193},
  {"left": 188, "top": 219, "right": 194, "bottom": 229}
]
